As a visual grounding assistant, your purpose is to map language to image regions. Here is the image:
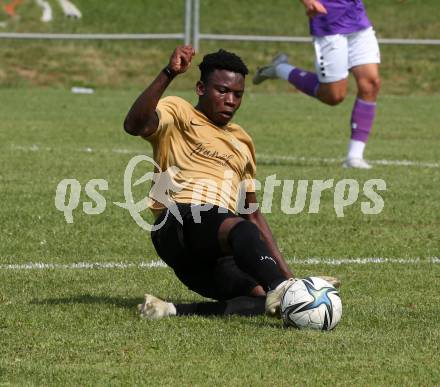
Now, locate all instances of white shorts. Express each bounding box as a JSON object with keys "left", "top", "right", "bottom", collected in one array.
[{"left": 313, "top": 27, "right": 381, "bottom": 83}]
